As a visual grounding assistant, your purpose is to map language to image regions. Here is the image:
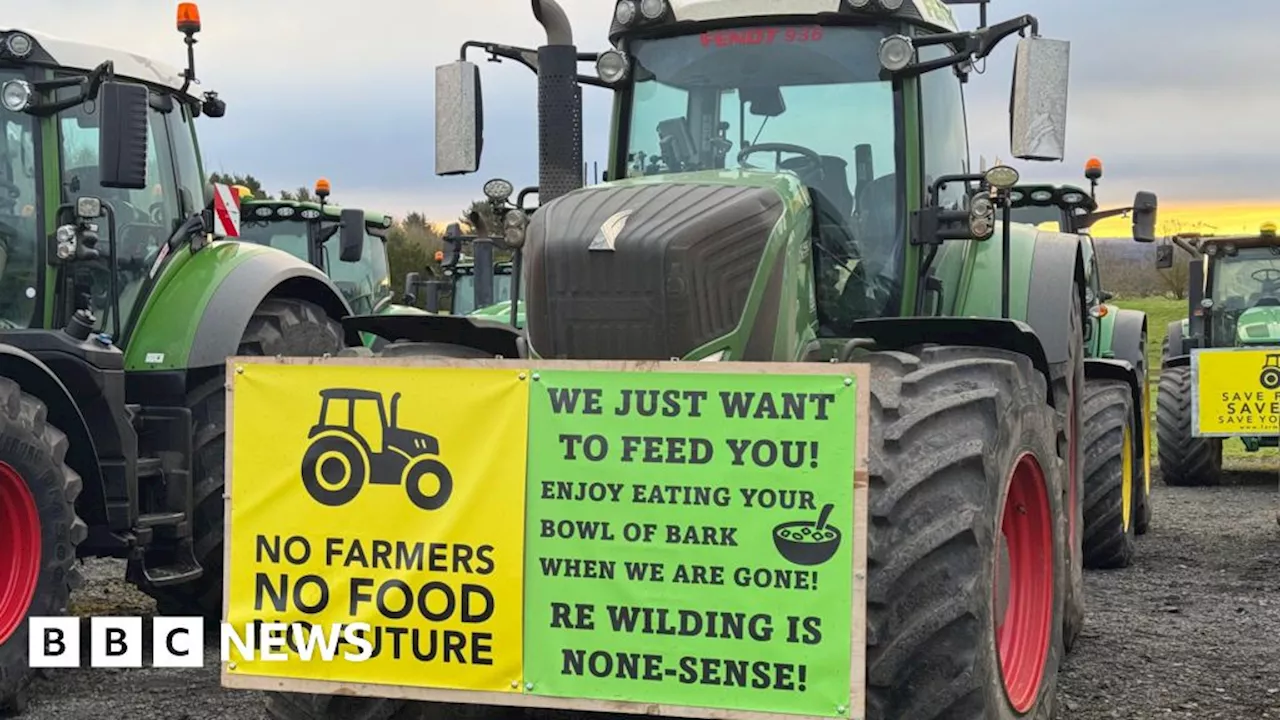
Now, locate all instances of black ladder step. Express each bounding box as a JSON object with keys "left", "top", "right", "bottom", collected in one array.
[
  {"left": 138, "top": 456, "right": 164, "bottom": 479},
  {"left": 137, "top": 511, "right": 184, "bottom": 529}
]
